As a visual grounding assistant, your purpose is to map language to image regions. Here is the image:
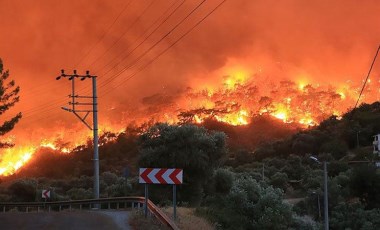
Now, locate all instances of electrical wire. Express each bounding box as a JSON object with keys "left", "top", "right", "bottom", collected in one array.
[
  {"left": 102, "top": 0, "right": 227, "bottom": 95},
  {"left": 15, "top": 0, "right": 135, "bottom": 100},
  {"left": 73, "top": 0, "right": 135, "bottom": 69},
  {"left": 94, "top": 0, "right": 184, "bottom": 75},
  {"left": 19, "top": 1, "right": 226, "bottom": 123},
  {"left": 352, "top": 45, "right": 380, "bottom": 113},
  {"left": 97, "top": 0, "right": 207, "bottom": 91},
  {"left": 86, "top": 0, "right": 155, "bottom": 69}
]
